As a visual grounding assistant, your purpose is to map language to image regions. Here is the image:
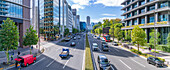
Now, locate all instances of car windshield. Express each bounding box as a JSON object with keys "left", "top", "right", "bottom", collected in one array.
[
  {"left": 100, "top": 58, "right": 109, "bottom": 65},
  {"left": 104, "top": 45, "right": 108, "bottom": 48},
  {"left": 155, "top": 58, "right": 161, "bottom": 61}
]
